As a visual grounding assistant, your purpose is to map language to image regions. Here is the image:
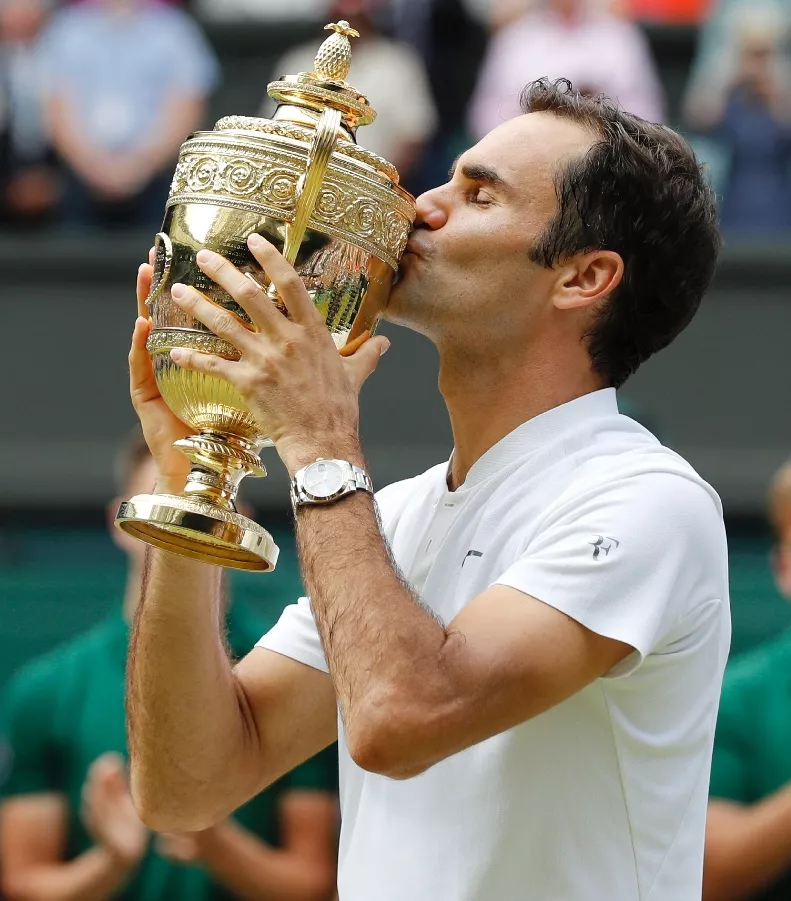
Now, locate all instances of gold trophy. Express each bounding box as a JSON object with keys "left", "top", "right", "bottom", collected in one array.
[{"left": 115, "top": 21, "right": 416, "bottom": 572}]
